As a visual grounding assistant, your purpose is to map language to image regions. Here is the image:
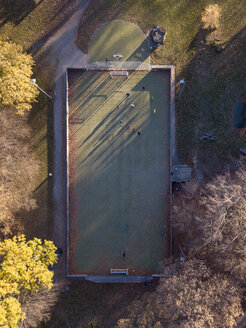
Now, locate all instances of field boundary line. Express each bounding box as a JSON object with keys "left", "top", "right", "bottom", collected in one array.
[
  {"left": 66, "top": 65, "right": 175, "bottom": 277},
  {"left": 152, "top": 65, "right": 175, "bottom": 257},
  {"left": 65, "top": 68, "right": 70, "bottom": 276},
  {"left": 169, "top": 65, "right": 175, "bottom": 258}
]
